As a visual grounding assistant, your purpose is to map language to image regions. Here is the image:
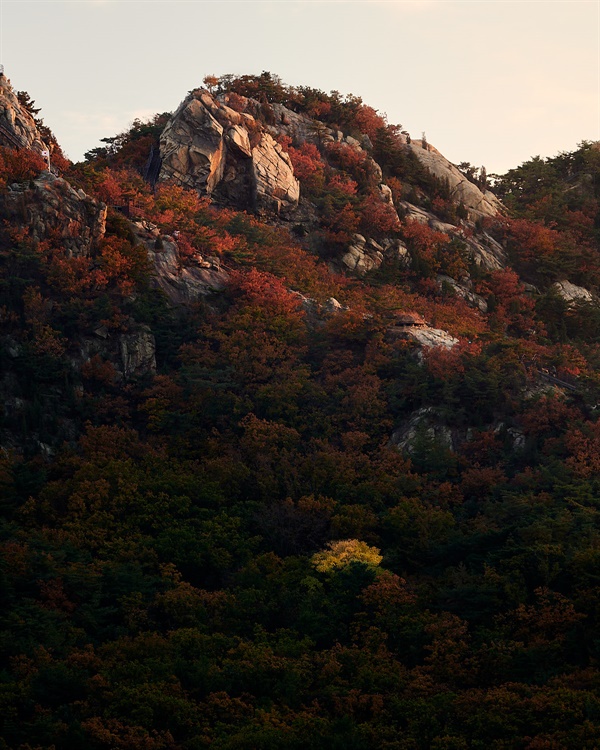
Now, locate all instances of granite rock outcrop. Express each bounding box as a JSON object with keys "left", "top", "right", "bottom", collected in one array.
[
  {"left": 133, "top": 220, "right": 229, "bottom": 304},
  {"left": 0, "top": 75, "right": 48, "bottom": 153},
  {"left": 408, "top": 140, "right": 503, "bottom": 220},
  {"left": 0, "top": 171, "right": 106, "bottom": 256},
  {"left": 159, "top": 89, "right": 300, "bottom": 216}
]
